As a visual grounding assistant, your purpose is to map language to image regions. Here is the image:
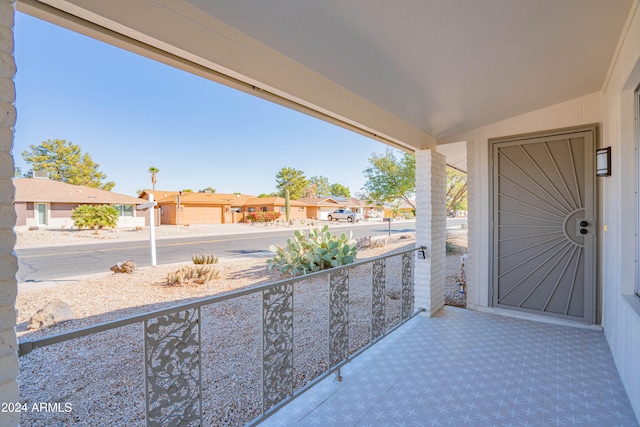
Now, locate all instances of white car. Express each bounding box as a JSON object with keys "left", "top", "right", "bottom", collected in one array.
[{"left": 326, "top": 209, "right": 363, "bottom": 222}]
